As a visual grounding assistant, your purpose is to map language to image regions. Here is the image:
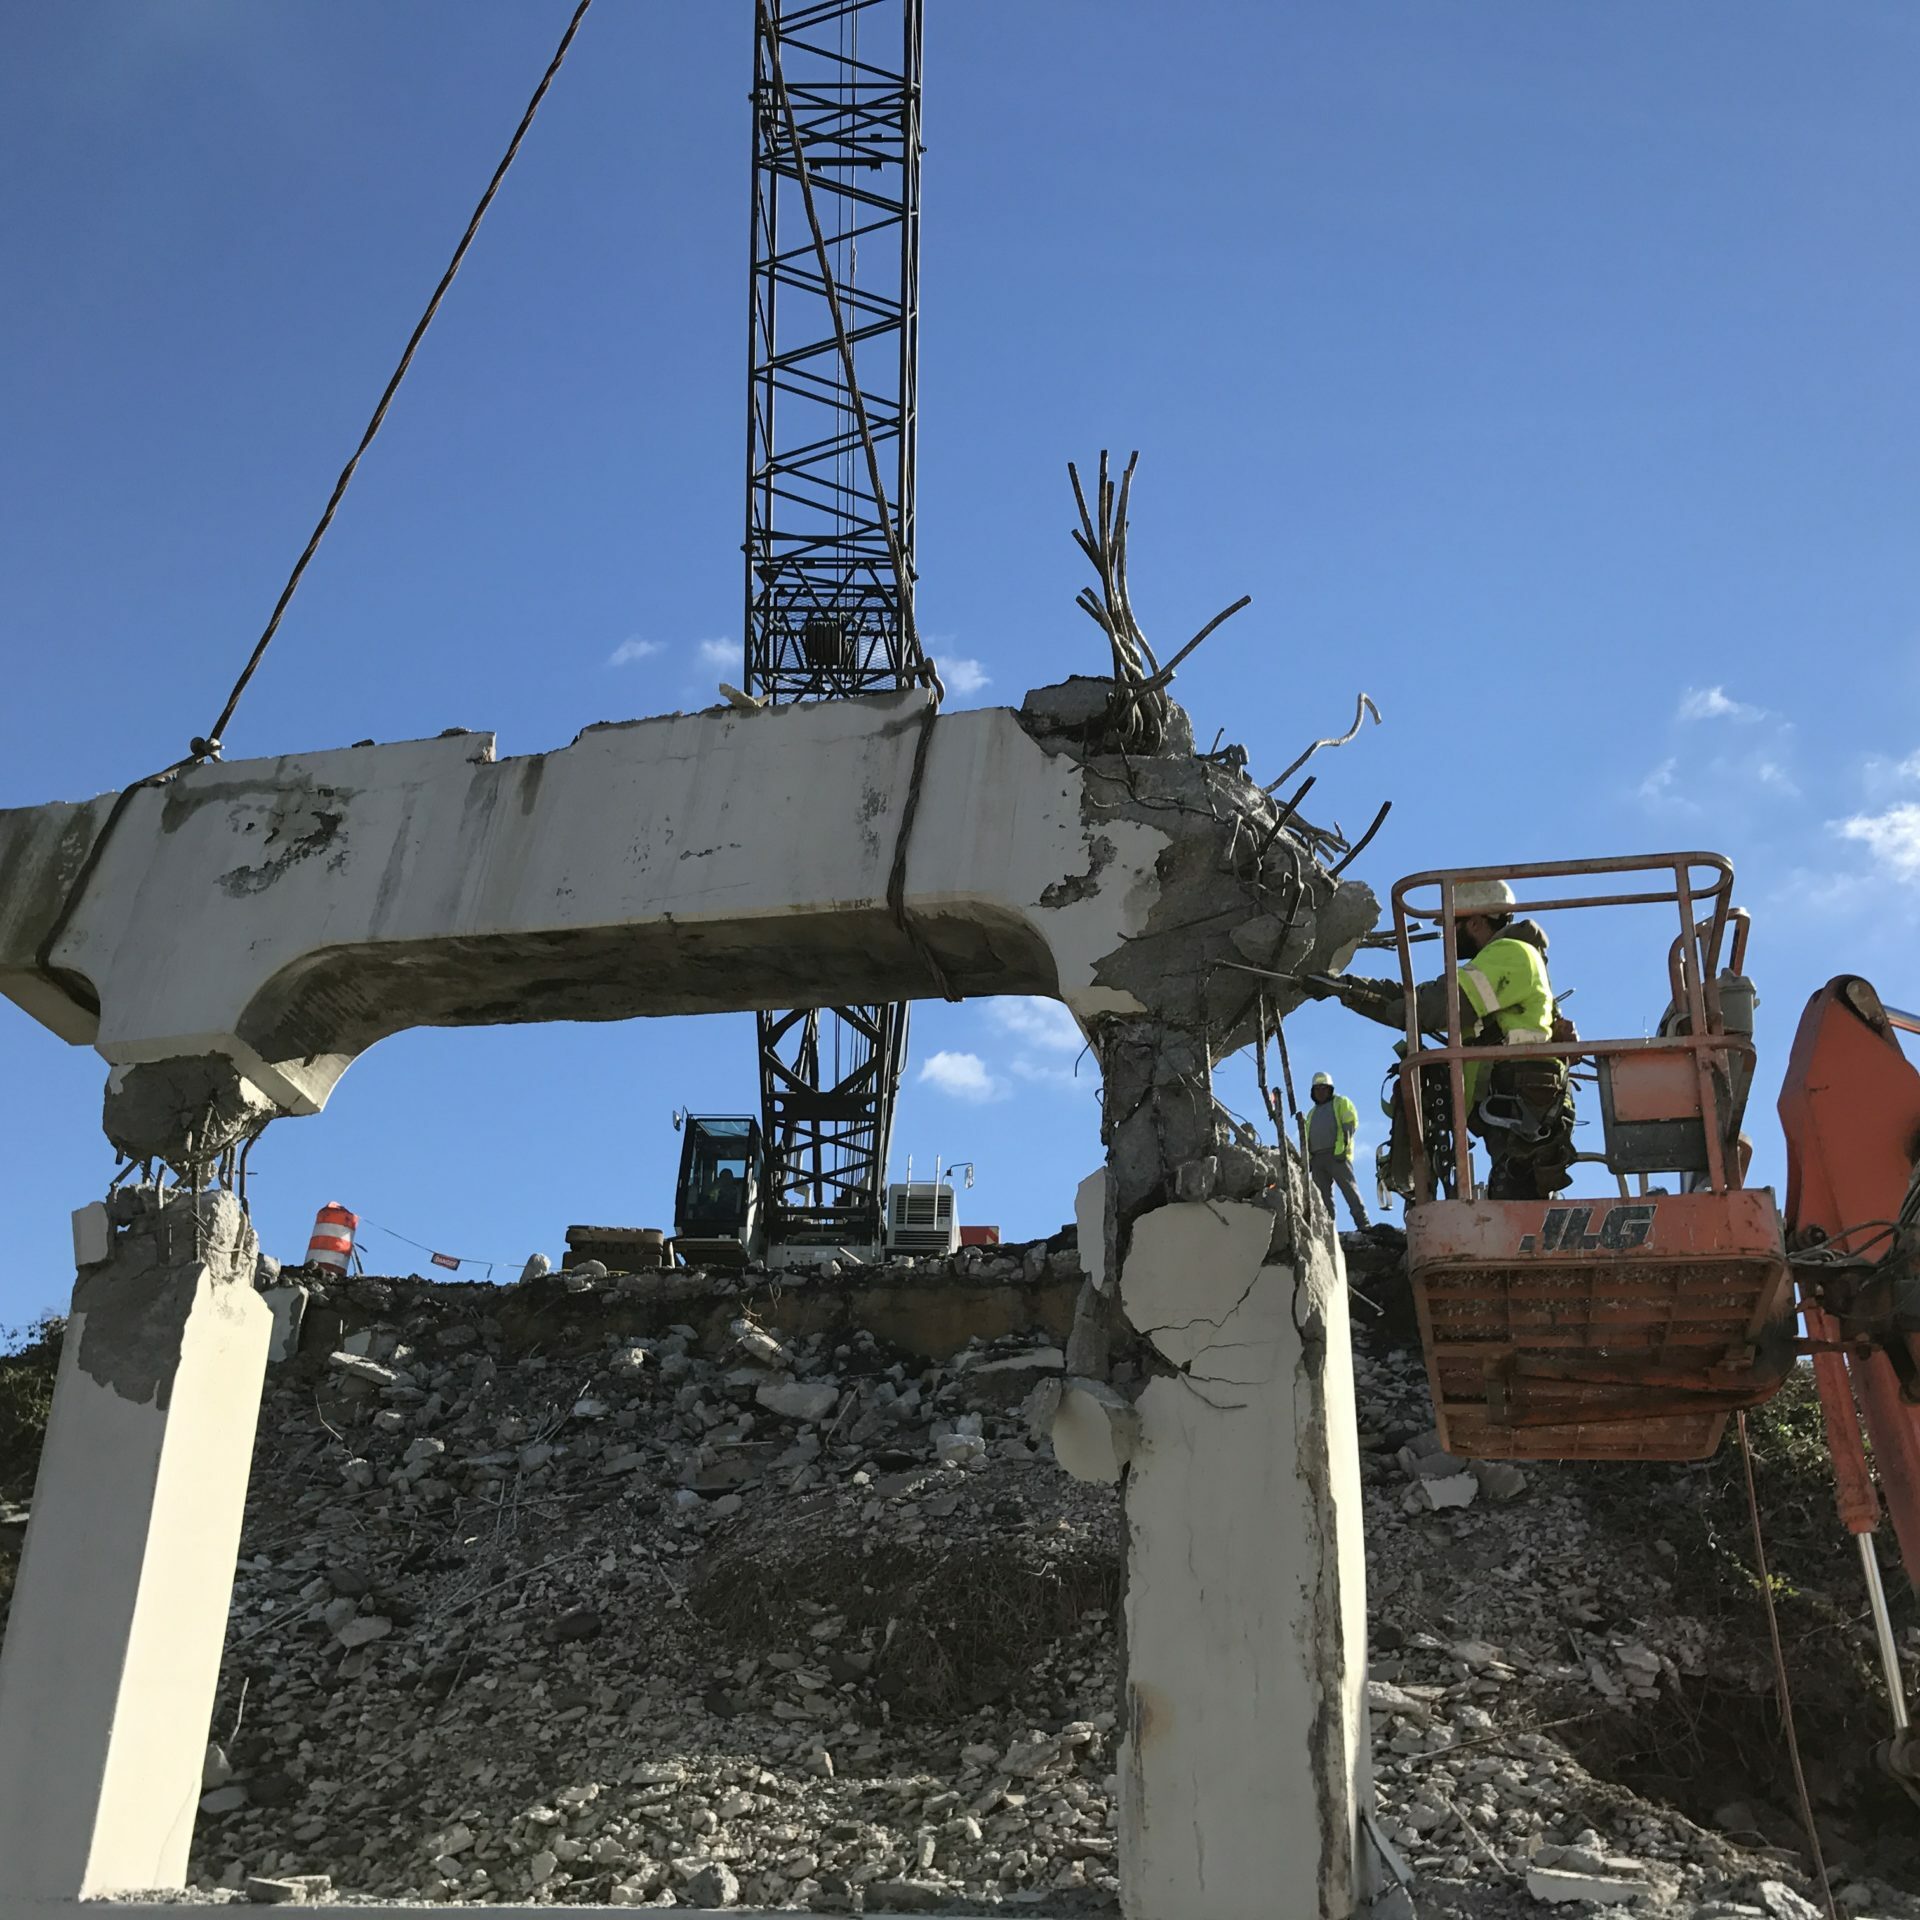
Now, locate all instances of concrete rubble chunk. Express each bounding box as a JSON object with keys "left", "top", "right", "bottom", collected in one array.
[
  {"left": 1048, "top": 1378, "right": 1139, "bottom": 1484},
  {"left": 1526, "top": 1863, "right": 1651, "bottom": 1904},
  {"left": 732, "top": 1318, "right": 790, "bottom": 1366},
  {"left": 1470, "top": 1458, "right": 1528, "bottom": 1501},
  {"left": 1757, "top": 1884, "right": 1823, "bottom": 1920},
  {"left": 327, "top": 1352, "right": 402, "bottom": 1387},
  {"left": 246, "top": 1873, "right": 334, "bottom": 1904},
  {"left": 686, "top": 1860, "right": 741, "bottom": 1906},
  {"left": 261, "top": 1283, "right": 309, "bottom": 1364},
  {"left": 964, "top": 1345, "right": 1064, "bottom": 1377},
  {"left": 1408, "top": 1470, "right": 1478, "bottom": 1510},
  {"left": 1365, "top": 1680, "right": 1432, "bottom": 1725},
  {"left": 1075, "top": 1169, "right": 1109, "bottom": 1292},
  {"left": 1400, "top": 1443, "right": 1471, "bottom": 1480},
  {"left": 756, "top": 1379, "right": 840, "bottom": 1423}
]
